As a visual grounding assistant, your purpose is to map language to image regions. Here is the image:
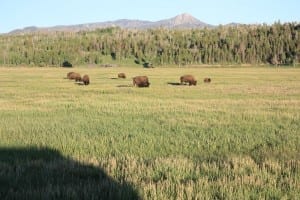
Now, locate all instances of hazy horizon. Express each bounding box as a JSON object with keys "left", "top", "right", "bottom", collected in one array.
[{"left": 1, "top": 0, "right": 300, "bottom": 33}]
